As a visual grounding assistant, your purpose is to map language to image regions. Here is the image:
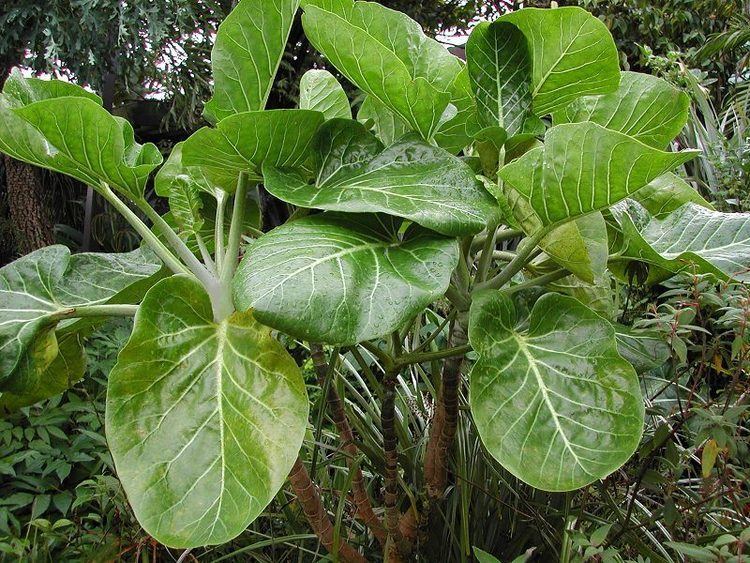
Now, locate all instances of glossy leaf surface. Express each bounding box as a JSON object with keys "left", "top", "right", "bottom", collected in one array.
[
  {"left": 466, "top": 20, "right": 531, "bottom": 135},
  {"left": 469, "top": 291, "right": 643, "bottom": 491},
  {"left": 358, "top": 95, "right": 409, "bottom": 147},
  {"left": 0, "top": 73, "right": 161, "bottom": 200},
  {"left": 0, "top": 246, "right": 160, "bottom": 386},
  {"left": 501, "top": 7, "right": 620, "bottom": 116},
  {"left": 263, "top": 120, "right": 499, "bottom": 236},
  {"left": 107, "top": 276, "right": 308, "bottom": 547},
  {"left": 554, "top": 72, "right": 690, "bottom": 149},
  {"left": 204, "top": 0, "right": 300, "bottom": 122},
  {"left": 614, "top": 324, "right": 670, "bottom": 374},
  {"left": 301, "top": 0, "right": 461, "bottom": 139},
  {"left": 181, "top": 110, "right": 324, "bottom": 191},
  {"left": 233, "top": 213, "right": 458, "bottom": 345},
  {"left": 500, "top": 122, "right": 699, "bottom": 230},
  {"left": 631, "top": 173, "right": 713, "bottom": 218},
  {"left": 619, "top": 202, "right": 750, "bottom": 282}
]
